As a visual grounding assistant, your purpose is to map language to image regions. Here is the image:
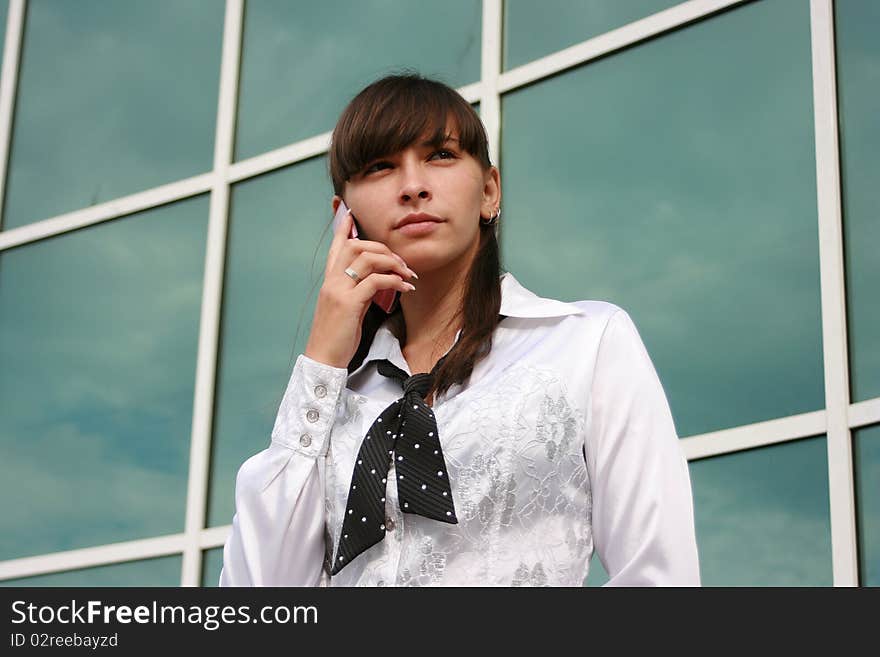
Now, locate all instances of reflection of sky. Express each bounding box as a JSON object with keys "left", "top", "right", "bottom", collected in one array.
[
  {"left": 202, "top": 547, "right": 223, "bottom": 587},
  {"left": 503, "top": 0, "right": 680, "bottom": 70},
  {"left": 208, "top": 158, "right": 334, "bottom": 527},
  {"left": 0, "top": 196, "right": 208, "bottom": 560},
  {"left": 0, "top": 1, "right": 7, "bottom": 69},
  {"left": 0, "top": 555, "right": 180, "bottom": 586},
  {"left": 500, "top": 0, "right": 824, "bottom": 438},
  {"left": 2, "top": 0, "right": 223, "bottom": 229},
  {"left": 854, "top": 425, "right": 880, "bottom": 586},
  {"left": 235, "top": 0, "right": 481, "bottom": 160},
  {"left": 835, "top": 1, "right": 880, "bottom": 402},
  {"left": 690, "top": 436, "right": 832, "bottom": 586}
]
